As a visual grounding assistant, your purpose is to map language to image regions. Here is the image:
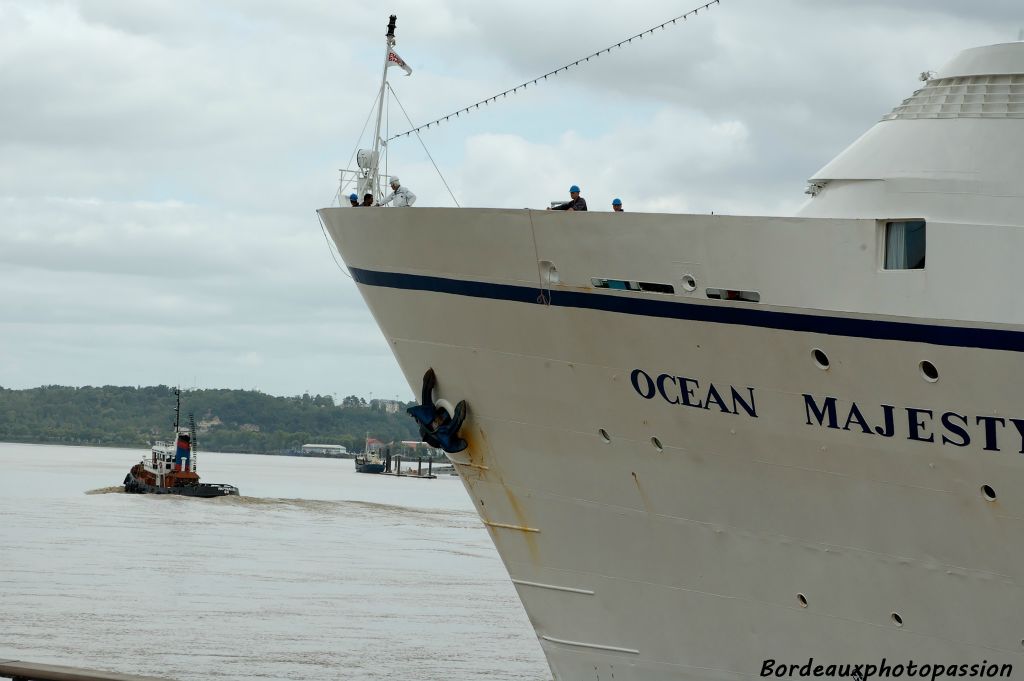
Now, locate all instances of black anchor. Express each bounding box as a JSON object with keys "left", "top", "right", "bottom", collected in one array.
[{"left": 407, "top": 368, "right": 468, "bottom": 453}]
